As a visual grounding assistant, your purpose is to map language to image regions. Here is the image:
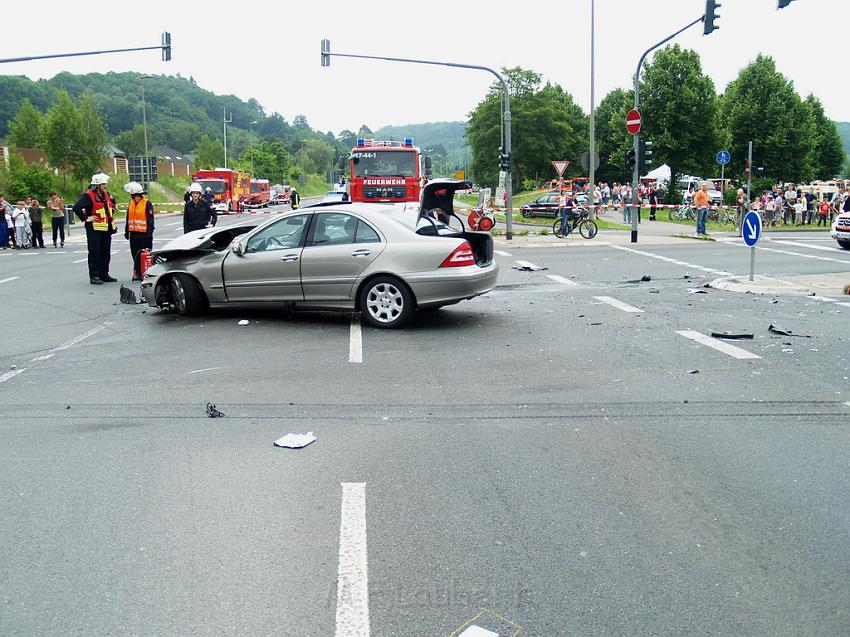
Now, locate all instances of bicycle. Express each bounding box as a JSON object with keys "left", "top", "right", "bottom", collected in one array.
[
  {"left": 669, "top": 205, "right": 695, "bottom": 222},
  {"left": 552, "top": 208, "right": 597, "bottom": 239}
]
